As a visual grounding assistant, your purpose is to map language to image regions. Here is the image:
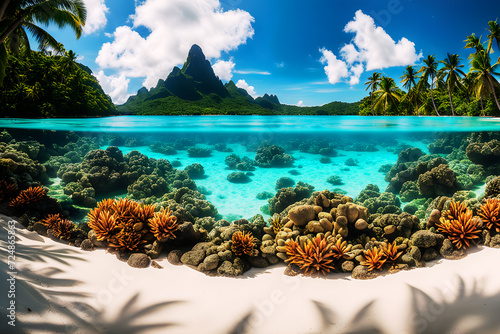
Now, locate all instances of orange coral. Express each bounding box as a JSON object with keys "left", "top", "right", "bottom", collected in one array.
[
  {"left": 271, "top": 214, "right": 282, "bottom": 234},
  {"left": 381, "top": 241, "right": 403, "bottom": 268},
  {"left": 331, "top": 237, "right": 352, "bottom": 260},
  {"left": 285, "top": 235, "right": 336, "bottom": 275},
  {"left": 41, "top": 213, "right": 62, "bottom": 228},
  {"left": 87, "top": 198, "right": 153, "bottom": 252},
  {"left": 361, "top": 246, "right": 386, "bottom": 271},
  {"left": 441, "top": 200, "right": 468, "bottom": 221},
  {"left": 148, "top": 208, "right": 178, "bottom": 241},
  {"left": 231, "top": 231, "right": 257, "bottom": 257},
  {"left": 436, "top": 208, "right": 482, "bottom": 249},
  {"left": 88, "top": 209, "right": 117, "bottom": 241},
  {"left": 478, "top": 198, "right": 500, "bottom": 233},
  {"left": 0, "top": 180, "right": 17, "bottom": 202},
  {"left": 52, "top": 219, "right": 74, "bottom": 240},
  {"left": 9, "top": 186, "right": 46, "bottom": 207}
]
